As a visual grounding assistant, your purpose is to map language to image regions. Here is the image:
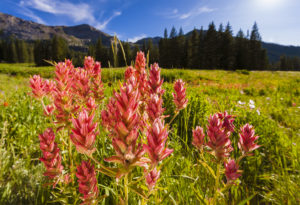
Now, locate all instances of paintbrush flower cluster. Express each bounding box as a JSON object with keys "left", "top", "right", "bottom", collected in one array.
[
  {"left": 192, "top": 111, "right": 260, "bottom": 202},
  {"left": 30, "top": 52, "right": 188, "bottom": 204}
]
